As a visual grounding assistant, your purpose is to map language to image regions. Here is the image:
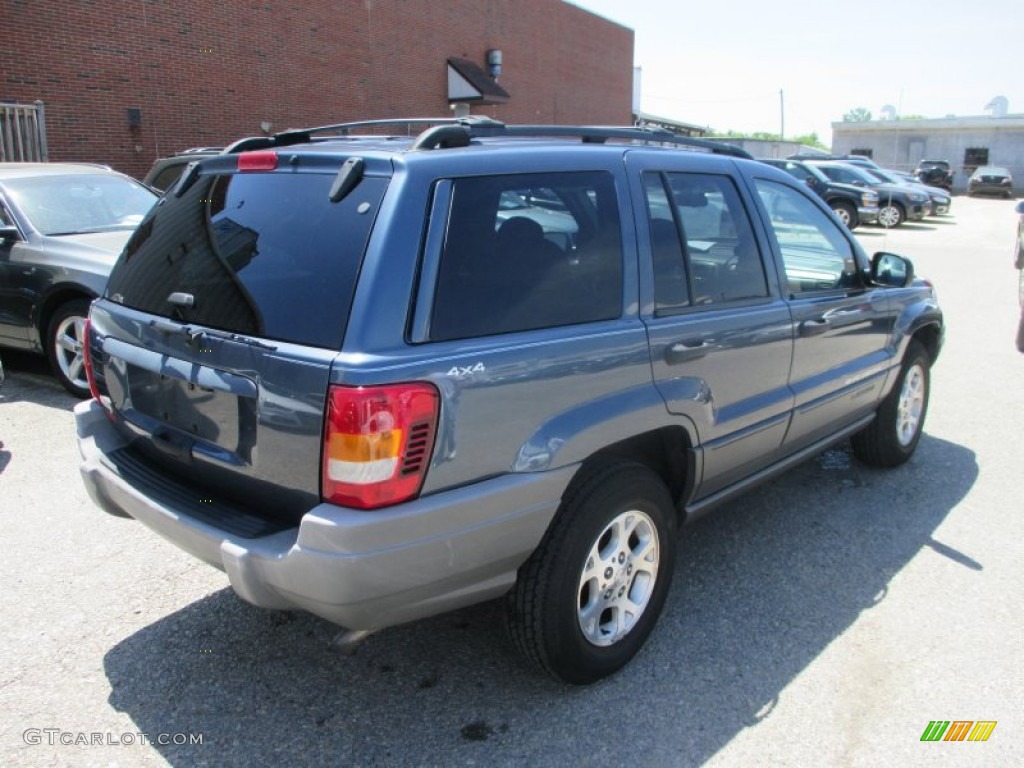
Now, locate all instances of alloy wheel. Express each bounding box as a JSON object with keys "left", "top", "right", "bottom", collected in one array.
[
  {"left": 53, "top": 313, "right": 88, "bottom": 392},
  {"left": 577, "top": 509, "right": 660, "bottom": 647},
  {"left": 896, "top": 363, "right": 926, "bottom": 447}
]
